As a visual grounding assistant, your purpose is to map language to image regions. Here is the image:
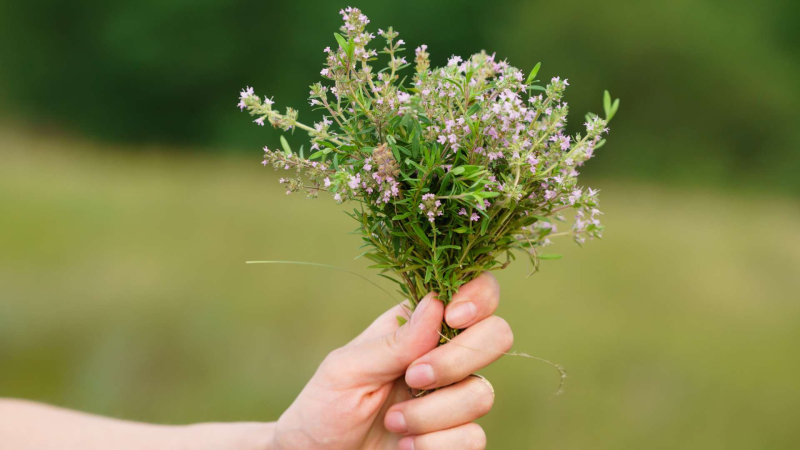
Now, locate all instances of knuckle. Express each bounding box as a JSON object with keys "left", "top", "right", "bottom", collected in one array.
[
  {"left": 382, "top": 328, "right": 401, "bottom": 354},
  {"left": 322, "top": 346, "right": 345, "bottom": 366},
  {"left": 483, "top": 272, "right": 500, "bottom": 298},
  {"left": 488, "top": 316, "right": 514, "bottom": 351},
  {"left": 464, "top": 423, "right": 487, "bottom": 450},
  {"left": 469, "top": 378, "right": 495, "bottom": 416},
  {"left": 319, "top": 346, "right": 346, "bottom": 373}
]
